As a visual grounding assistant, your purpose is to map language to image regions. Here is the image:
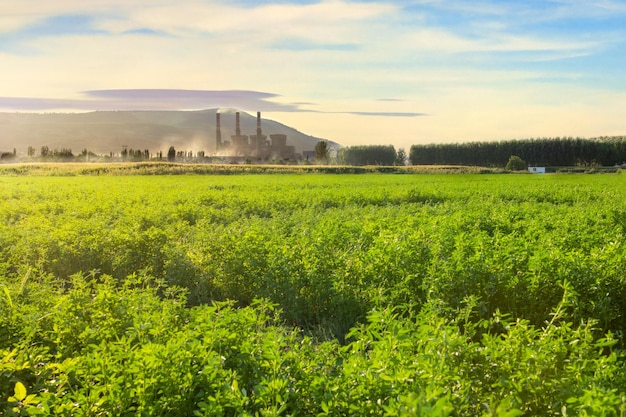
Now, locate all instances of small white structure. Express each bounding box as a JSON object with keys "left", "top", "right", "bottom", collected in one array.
[{"left": 528, "top": 167, "right": 546, "bottom": 174}]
